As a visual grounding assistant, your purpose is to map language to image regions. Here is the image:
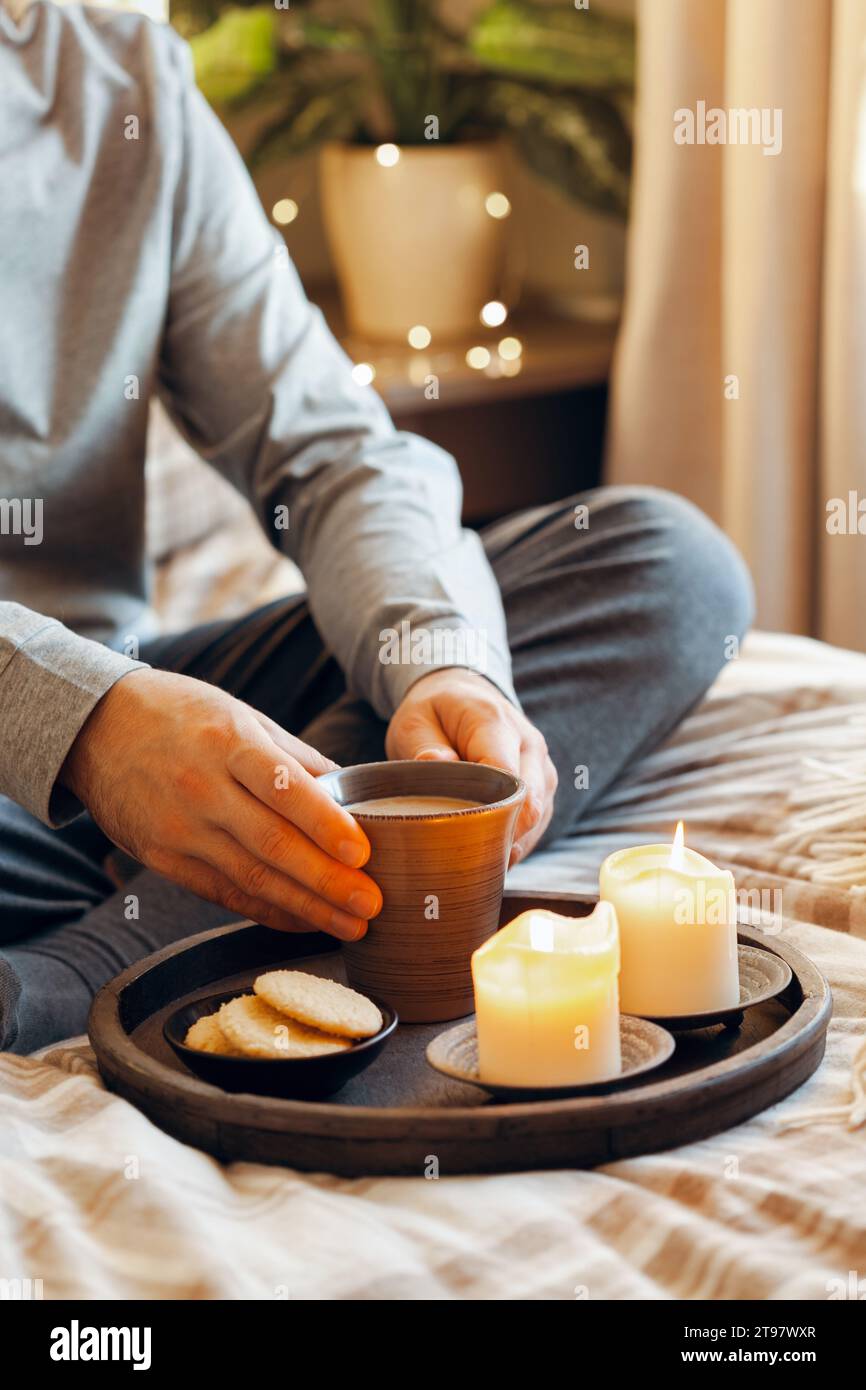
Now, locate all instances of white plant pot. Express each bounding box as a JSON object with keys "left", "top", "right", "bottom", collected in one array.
[{"left": 320, "top": 141, "right": 508, "bottom": 343}]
